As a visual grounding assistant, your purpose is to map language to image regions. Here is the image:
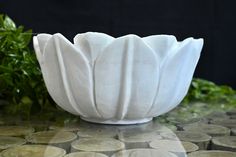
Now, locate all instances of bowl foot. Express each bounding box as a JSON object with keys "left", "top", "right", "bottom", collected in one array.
[{"left": 80, "top": 117, "right": 153, "bottom": 125}]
